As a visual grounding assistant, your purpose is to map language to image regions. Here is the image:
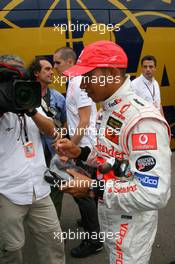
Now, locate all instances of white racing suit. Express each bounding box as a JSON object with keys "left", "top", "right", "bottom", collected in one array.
[{"left": 88, "top": 76, "right": 171, "bottom": 264}]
